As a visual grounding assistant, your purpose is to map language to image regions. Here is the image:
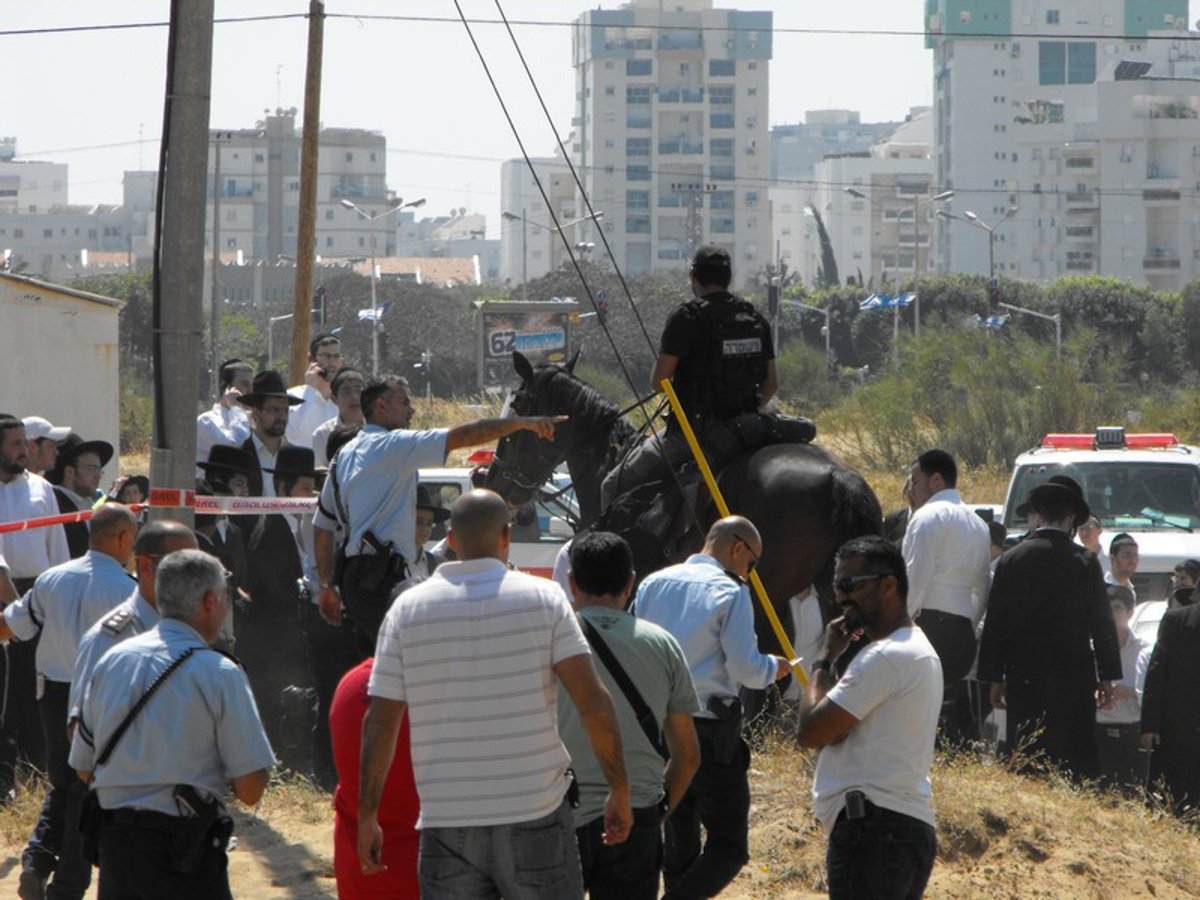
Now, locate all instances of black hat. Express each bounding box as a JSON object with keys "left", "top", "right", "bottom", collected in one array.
[
  {"left": 416, "top": 484, "right": 451, "bottom": 524},
  {"left": 691, "top": 244, "right": 731, "bottom": 270},
  {"left": 56, "top": 433, "right": 115, "bottom": 470},
  {"left": 236, "top": 370, "right": 303, "bottom": 408},
  {"left": 1022, "top": 475, "right": 1090, "bottom": 528},
  {"left": 198, "top": 445, "right": 257, "bottom": 478},
  {"left": 264, "top": 445, "right": 321, "bottom": 479}
]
